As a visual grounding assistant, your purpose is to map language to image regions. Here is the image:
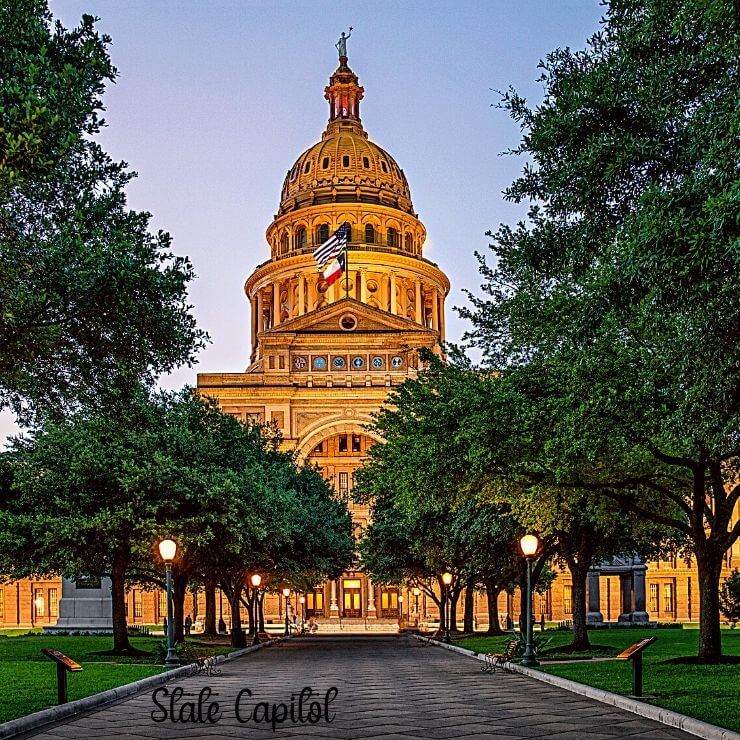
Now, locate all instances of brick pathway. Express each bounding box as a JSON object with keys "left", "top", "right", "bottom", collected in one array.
[{"left": 27, "top": 634, "right": 693, "bottom": 739}]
